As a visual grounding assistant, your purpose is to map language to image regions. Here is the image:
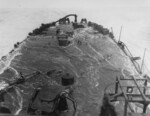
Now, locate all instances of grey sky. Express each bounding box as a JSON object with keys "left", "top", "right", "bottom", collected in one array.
[{"left": 0, "top": 0, "right": 149, "bottom": 9}]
